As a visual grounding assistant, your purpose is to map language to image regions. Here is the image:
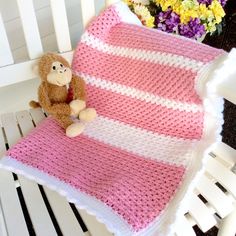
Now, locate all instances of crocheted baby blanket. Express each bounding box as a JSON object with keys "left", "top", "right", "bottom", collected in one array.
[{"left": 1, "top": 2, "right": 235, "bottom": 236}]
